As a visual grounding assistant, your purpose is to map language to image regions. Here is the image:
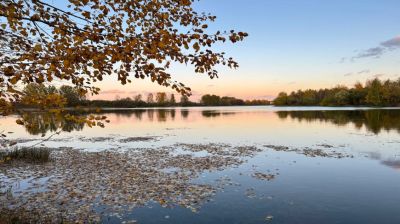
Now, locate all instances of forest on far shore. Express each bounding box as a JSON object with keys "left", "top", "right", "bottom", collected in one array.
[
  {"left": 17, "top": 78, "right": 400, "bottom": 109},
  {"left": 273, "top": 78, "right": 400, "bottom": 107},
  {"left": 17, "top": 83, "right": 270, "bottom": 108}
]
